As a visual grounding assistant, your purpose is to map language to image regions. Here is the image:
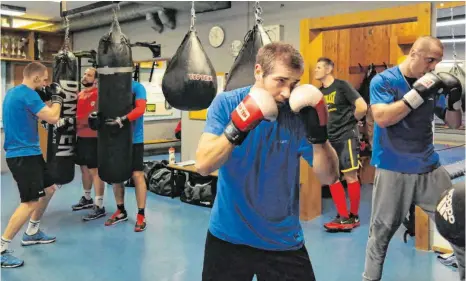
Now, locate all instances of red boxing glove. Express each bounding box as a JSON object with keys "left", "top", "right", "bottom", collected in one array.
[
  {"left": 289, "top": 84, "right": 329, "bottom": 144},
  {"left": 224, "top": 88, "right": 278, "bottom": 145}
]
